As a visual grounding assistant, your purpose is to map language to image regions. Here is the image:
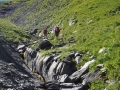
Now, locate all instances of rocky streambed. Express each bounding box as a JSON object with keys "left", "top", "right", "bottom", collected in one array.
[
  {"left": 22, "top": 40, "right": 106, "bottom": 90},
  {"left": 0, "top": 35, "right": 106, "bottom": 90}
]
